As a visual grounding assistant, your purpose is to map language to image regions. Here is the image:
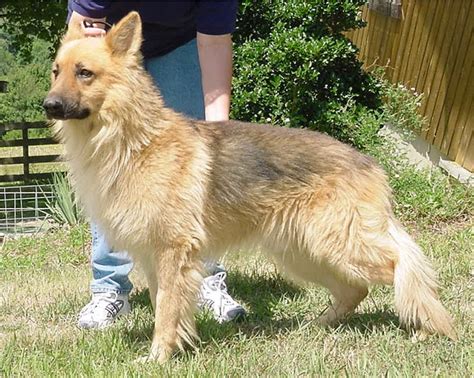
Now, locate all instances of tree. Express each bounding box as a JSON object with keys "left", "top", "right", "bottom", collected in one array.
[
  {"left": 0, "top": 1, "right": 63, "bottom": 123},
  {"left": 0, "top": 38, "right": 52, "bottom": 123},
  {"left": 0, "top": 0, "right": 67, "bottom": 60}
]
